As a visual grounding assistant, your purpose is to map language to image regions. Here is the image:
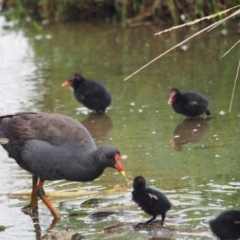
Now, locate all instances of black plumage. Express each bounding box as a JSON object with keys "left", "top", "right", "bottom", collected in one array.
[
  {"left": 209, "top": 210, "right": 240, "bottom": 240},
  {"left": 62, "top": 73, "right": 111, "bottom": 114},
  {"left": 132, "top": 176, "right": 171, "bottom": 226},
  {"left": 168, "top": 88, "right": 211, "bottom": 118},
  {"left": 0, "top": 112, "right": 125, "bottom": 218}
]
